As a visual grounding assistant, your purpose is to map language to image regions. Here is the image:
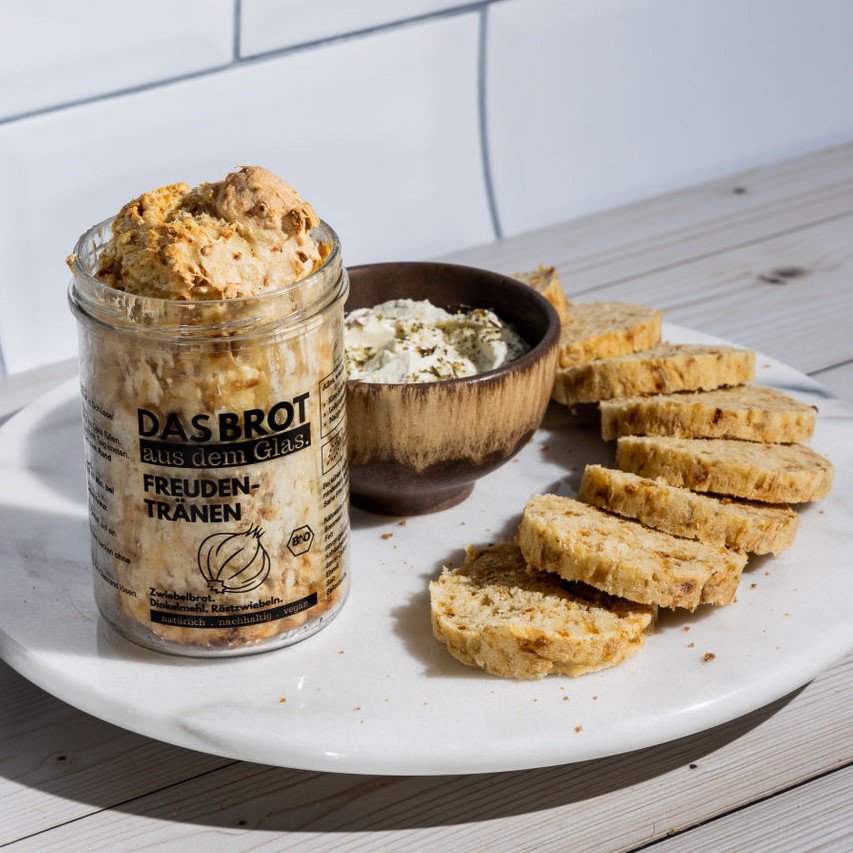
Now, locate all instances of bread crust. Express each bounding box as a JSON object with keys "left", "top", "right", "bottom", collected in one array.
[
  {"left": 552, "top": 344, "right": 755, "bottom": 406},
  {"left": 512, "top": 264, "right": 570, "bottom": 323},
  {"left": 555, "top": 301, "right": 662, "bottom": 368},
  {"left": 579, "top": 465, "right": 799, "bottom": 555},
  {"left": 600, "top": 385, "right": 816, "bottom": 442},
  {"left": 516, "top": 495, "right": 745, "bottom": 611},
  {"left": 616, "top": 436, "right": 834, "bottom": 503},
  {"left": 429, "top": 543, "right": 655, "bottom": 679}
]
